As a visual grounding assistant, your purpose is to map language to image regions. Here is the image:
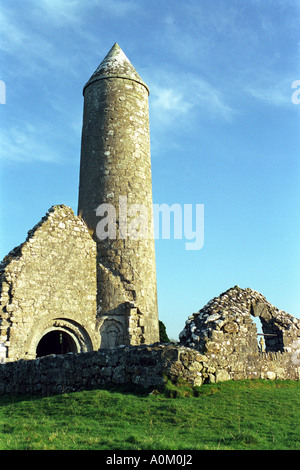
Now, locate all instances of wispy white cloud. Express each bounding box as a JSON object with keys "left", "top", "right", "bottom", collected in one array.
[
  {"left": 151, "top": 87, "right": 192, "bottom": 115},
  {"left": 148, "top": 71, "right": 235, "bottom": 126},
  {"left": 0, "top": 0, "right": 139, "bottom": 79},
  {"left": 34, "top": 0, "right": 83, "bottom": 25},
  {"left": 245, "top": 74, "right": 294, "bottom": 107},
  {"left": 0, "top": 5, "right": 72, "bottom": 78},
  {"left": 247, "top": 86, "right": 289, "bottom": 106},
  {"left": 155, "top": 1, "right": 299, "bottom": 117},
  {"left": 33, "top": 0, "right": 139, "bottom": 24},
  {"left": 0, "top": 123, "right": 63, "bottom": 164},
  {"left": 93, "top": 0, "right": 139, "bottom": 17},
  {"left": 193, "top": 78, "right": 236, "bottom": 120},
  {"left": 0, "top": 9, "right": 29, "bottom": 55}
]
